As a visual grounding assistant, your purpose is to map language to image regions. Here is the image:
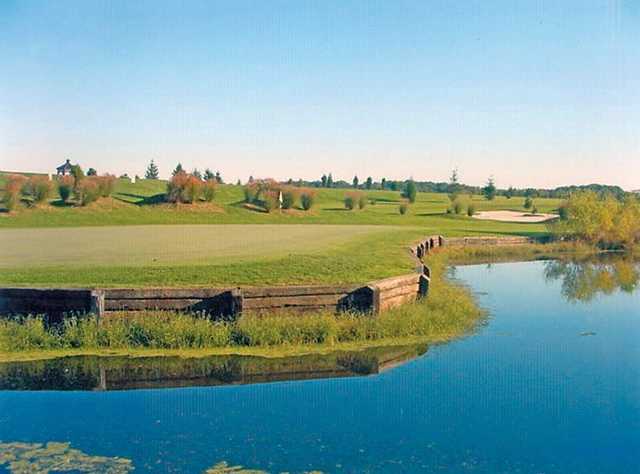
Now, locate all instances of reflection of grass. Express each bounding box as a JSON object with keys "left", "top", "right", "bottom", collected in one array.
[
  {"left": 0, "top": 441, "right": 133, "bottom": 473},
  {"left": 0, "top": 252, "right": 484, "bottom": 362}
]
